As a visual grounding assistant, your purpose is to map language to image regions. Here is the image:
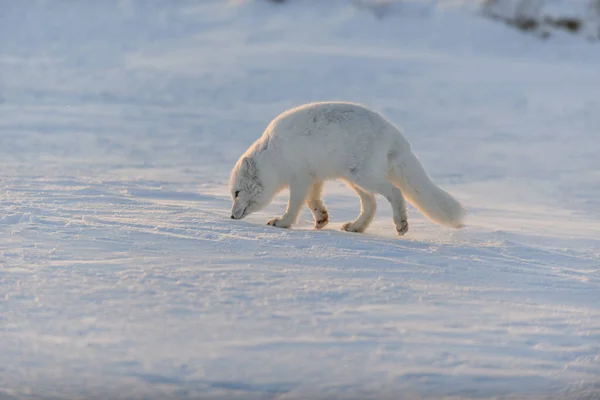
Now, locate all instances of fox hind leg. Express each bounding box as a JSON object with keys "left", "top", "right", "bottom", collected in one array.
[
  {"left": 385, "top": 184, "right": 409, "bottom": 236},
  {"left": 341, "top": 182, "right": 377, "bottom": 233},
  {"left": 348, "top": 177, "right": 409, "bottom": 236}
]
